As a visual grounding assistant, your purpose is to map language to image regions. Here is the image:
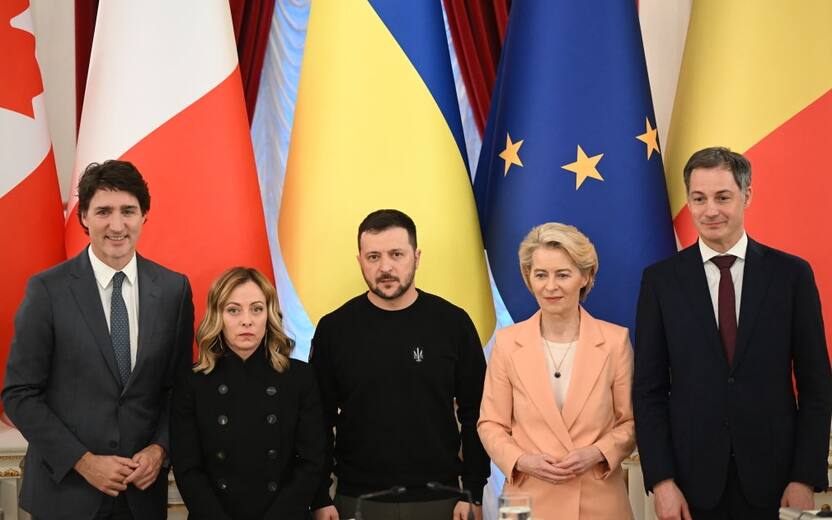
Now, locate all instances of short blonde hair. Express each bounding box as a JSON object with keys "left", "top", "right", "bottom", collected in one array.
[
  {"left": 194, "top": 267, "right": 293, "bottom": 374},
  {"left": 518, "top": 222, "right": 598, "bottom": 301}
]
